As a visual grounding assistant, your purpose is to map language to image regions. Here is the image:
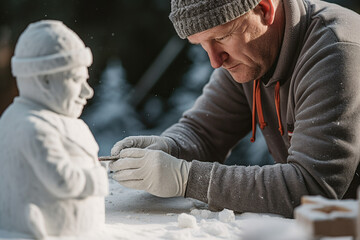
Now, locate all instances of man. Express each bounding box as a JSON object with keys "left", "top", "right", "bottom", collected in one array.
[
  {"left": 0, "top": 20, "right": 108, "bottom": 238},
  {"left": 109, "top": 0, "right": 360, "bottom": 218}
]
